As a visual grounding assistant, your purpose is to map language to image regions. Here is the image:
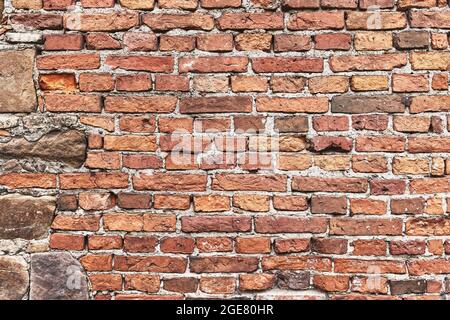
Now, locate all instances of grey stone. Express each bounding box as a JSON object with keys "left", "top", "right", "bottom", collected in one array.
[
  {"left": 0, "top": 194, "right": 56, "bottom": 240},
  {"left": 0, "top": 49, "right": 37, "bottom": 113},
  {"left": 22, "top": 114, "right": 80, "bottom": 134},
  {"left": 0, "top": 239, "right": 28, "bottom": 254},
  {"left": 0, "top": 256, "right": 29, "bottom": 300},
  {"left": 30, "top": 252, "right": 89, "bottom": 300},
  {"left": 0, "top": 116, "right": 20, "bottom": 129},
  {"left": 0, "top": 130, "right": 87, "bottom": 167}
]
